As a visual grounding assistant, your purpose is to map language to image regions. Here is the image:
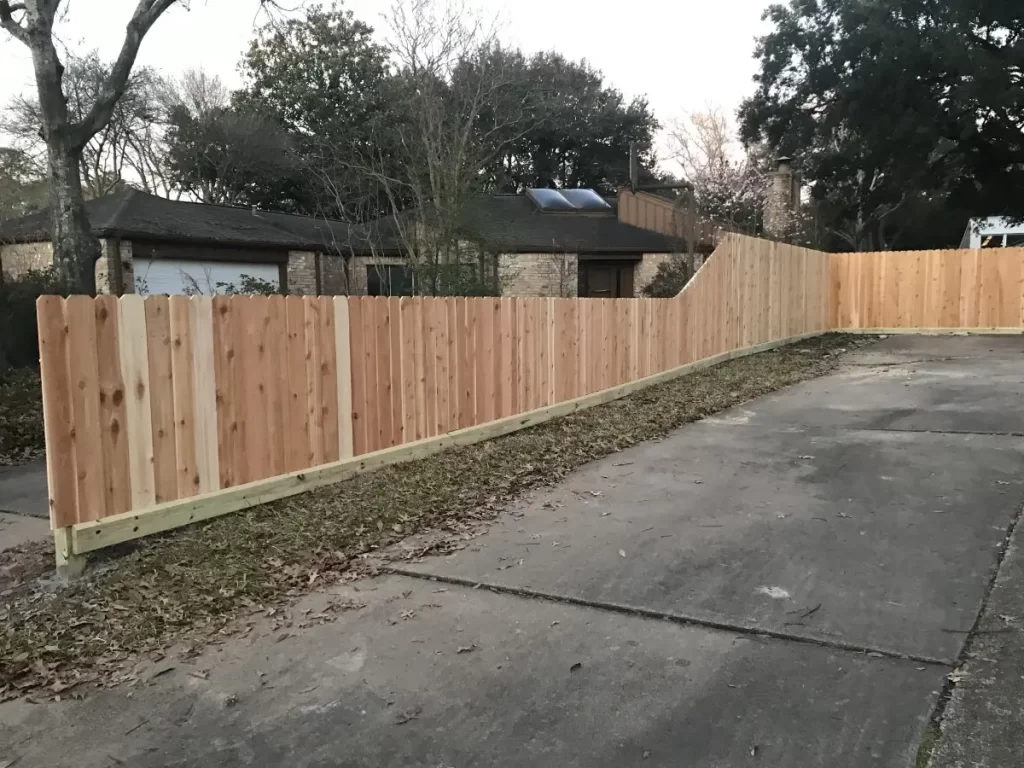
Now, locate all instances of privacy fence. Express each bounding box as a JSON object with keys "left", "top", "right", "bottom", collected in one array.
[
  {"left": 832, "top": 247, "right": 1024, "bottom": 331},
  {"left": 35, "top": 236, "right": 1023, "bottom": 566}
]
